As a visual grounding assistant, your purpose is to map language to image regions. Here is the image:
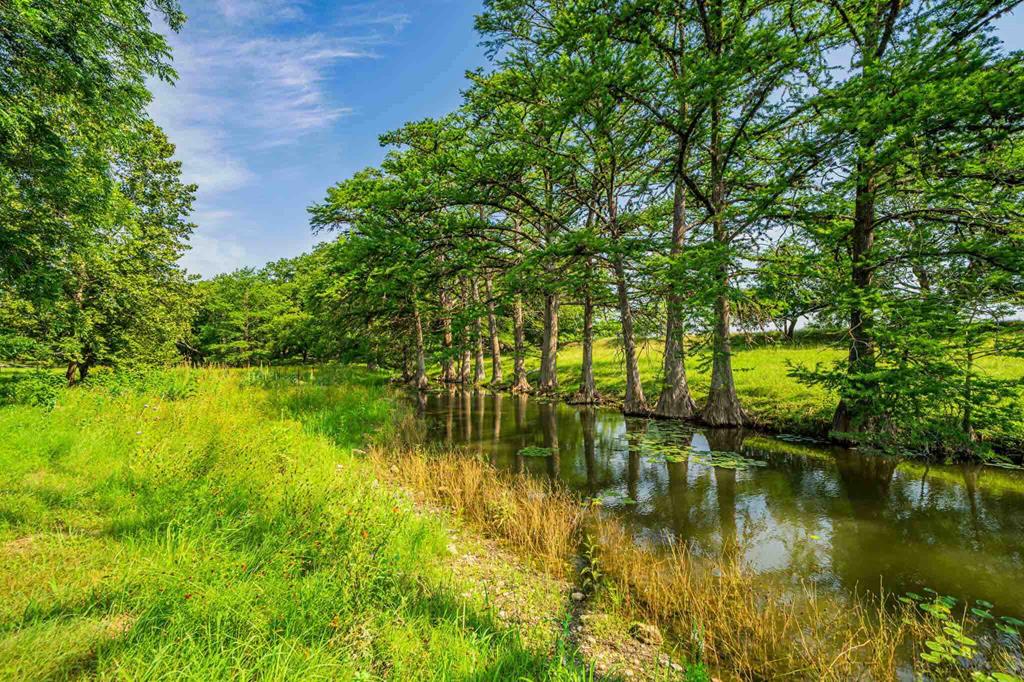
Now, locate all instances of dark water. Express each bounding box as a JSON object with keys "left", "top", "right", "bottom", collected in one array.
[{"left": 413, "top": 389, "right": 1024, "bottom": 618}]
